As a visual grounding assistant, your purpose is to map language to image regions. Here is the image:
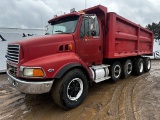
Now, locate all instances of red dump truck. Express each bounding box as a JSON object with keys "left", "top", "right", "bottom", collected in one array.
[{"left": 6, "top": 5, "right": 153, "bottom": 109}]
